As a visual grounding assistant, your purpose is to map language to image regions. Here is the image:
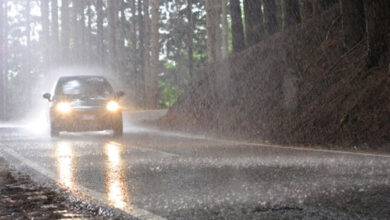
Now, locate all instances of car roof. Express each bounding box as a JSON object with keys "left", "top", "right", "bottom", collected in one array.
[{"left": 58, "top": 75, "right": 107, "bottom": 81}]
